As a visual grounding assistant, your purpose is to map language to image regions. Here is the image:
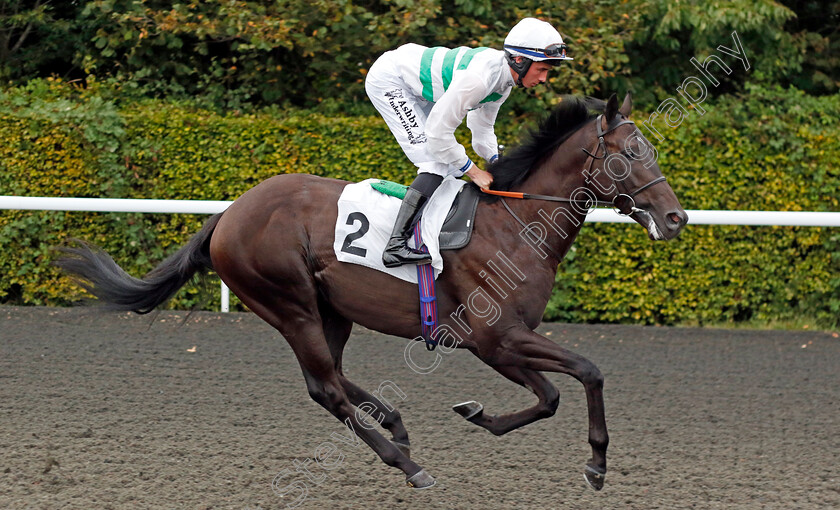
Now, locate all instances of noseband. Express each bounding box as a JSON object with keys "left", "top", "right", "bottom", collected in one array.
[{"left": 582, "top": 114, "right": 667, "bottom": 216}]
